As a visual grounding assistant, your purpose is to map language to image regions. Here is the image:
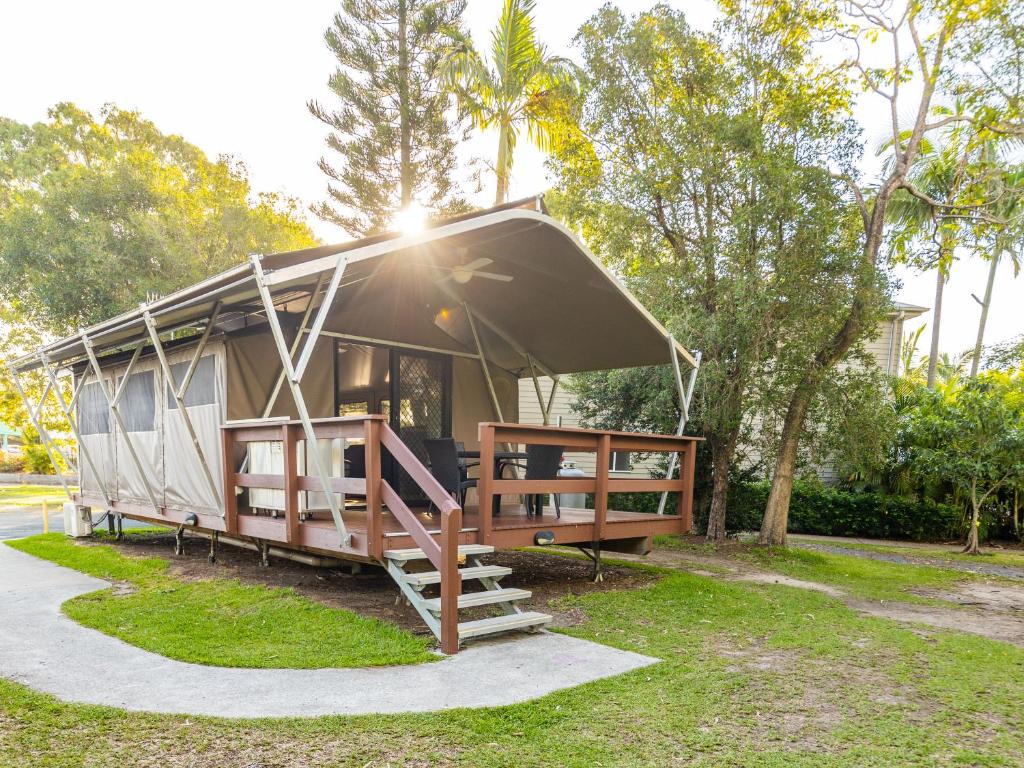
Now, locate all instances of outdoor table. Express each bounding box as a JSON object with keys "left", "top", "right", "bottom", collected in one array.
[{"left": 458, "top": 449, "right": 529, "bottom": 515}]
